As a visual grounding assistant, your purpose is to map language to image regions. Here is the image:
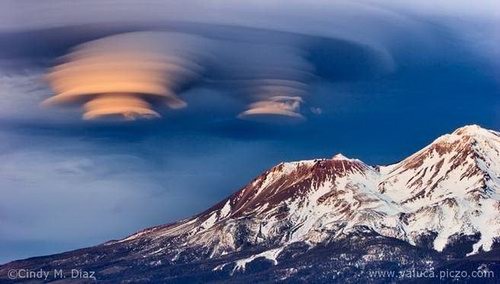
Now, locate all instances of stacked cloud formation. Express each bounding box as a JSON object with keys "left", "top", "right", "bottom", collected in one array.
[
  {"left": 41, "top": 26, "right": 395, "bottom": 122},
  {"left": 1, "top": 0, "right": 496, "bottom": 124},
  {"left": 42, "top": 30, "right": 320, "bottom": 122},
  {"left": 43, "top": 32, "right": 210, "bottom": 120},
  {"left": 223, "top": 44, "right": 313, "bottom": 121}
]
